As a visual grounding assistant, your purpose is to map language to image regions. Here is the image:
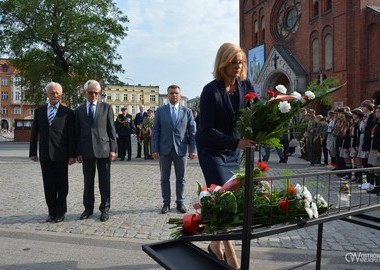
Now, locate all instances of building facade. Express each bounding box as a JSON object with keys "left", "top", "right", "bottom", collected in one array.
[
  {"left": 0, "top": 59, "right": 34, "bottom": 130},
  {"left": 103, "top": 83, "right": 160, "bottom": 117},
  {"left": 240, "top": 0, "right": 380, "bottom": 109}
]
